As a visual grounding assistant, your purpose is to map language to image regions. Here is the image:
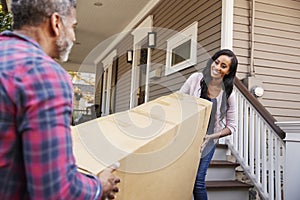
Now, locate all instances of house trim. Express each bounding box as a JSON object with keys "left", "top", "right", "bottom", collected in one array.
[
  {"left": 102, "top": 50, "right": 117, "bottom": 69},
  {"left": 276, "top": 121, "right": 300, "bottom": 200},
  {"left": 129, "top": 16, "right": 153, "bottom": 108},
  {"left": 276, "top": 121, "right": 300, "bottom": 140},
  {"left": 101, "top": 50, "right": 116, "bottom": 116},
  {"left": 131, "top": 16, "right": 153, "bottom": 45},
  {"left": 165, "top": 21, "right": 198, "bottom": 76},
  {"left": 221, "top": 0, "right": 234, "bottom": 50}
]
